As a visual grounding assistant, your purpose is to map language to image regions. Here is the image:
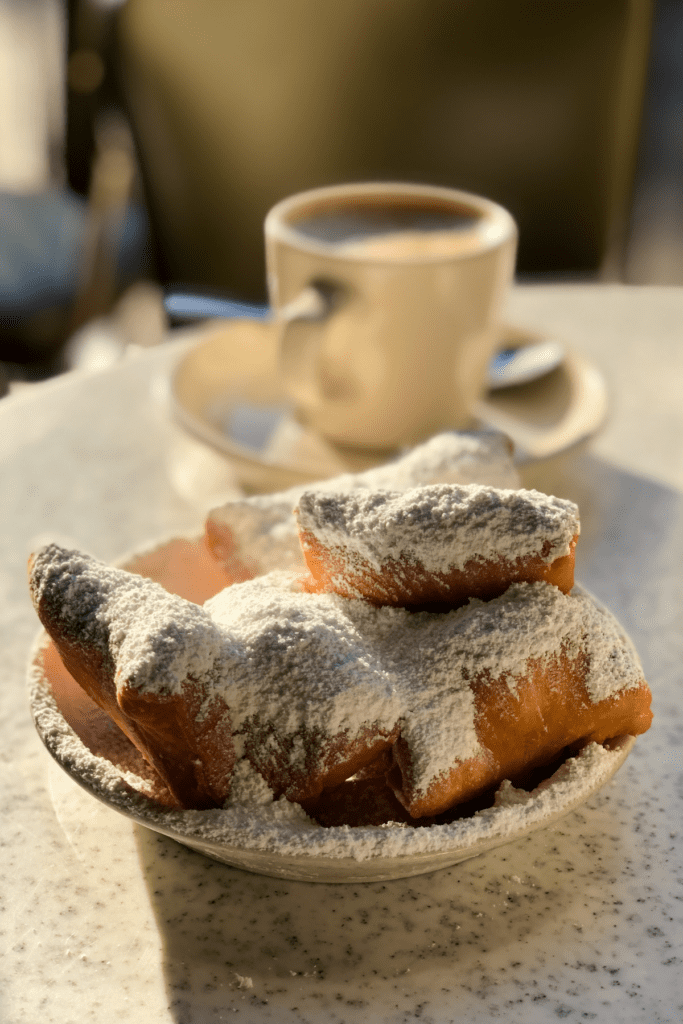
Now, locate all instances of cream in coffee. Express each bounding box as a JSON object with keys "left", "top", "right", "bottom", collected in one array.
[{"left": 292, "top": 202, "right": 497, "bottom": 260}]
